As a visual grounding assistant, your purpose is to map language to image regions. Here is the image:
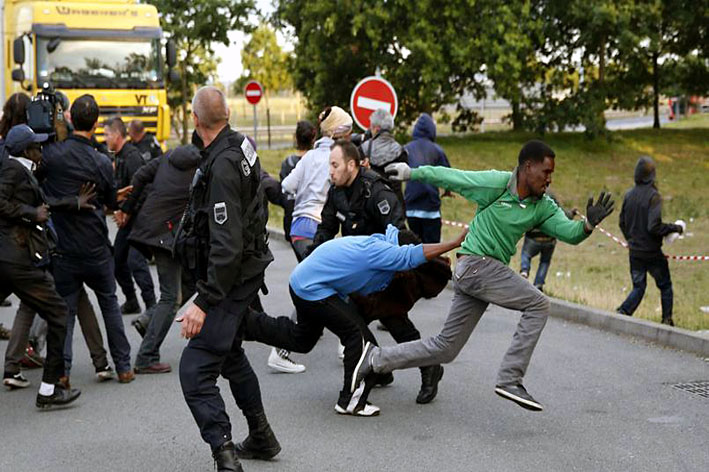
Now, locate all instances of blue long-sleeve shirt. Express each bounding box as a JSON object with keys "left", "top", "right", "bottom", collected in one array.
[{"left": 289, "top": 225, "right": 427, "bottom": 301}]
